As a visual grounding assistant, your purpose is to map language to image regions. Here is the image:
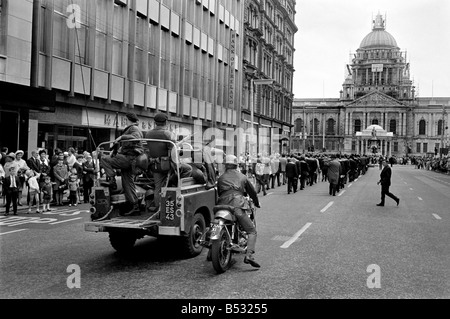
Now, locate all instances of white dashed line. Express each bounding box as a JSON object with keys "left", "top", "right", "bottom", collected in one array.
[
  {"left": 280, "top": 222, "right": 312, "bottom": 249},
  {"left": 347, "top": 183, "right": 353, "bottom": 188},
  {"left": 338, "top": 190, "right": 346, "bottom": 197},
  {"left": 49, "top": 217, "right": 83, "bottom": 225},
  {"left": 409, "top": 188, "right": 414, "bottom": 190},
  {"left": 0, "top": 229, "right": 28, "bottom": 236},
  {"left": 432, "top": 214, "right": 442, "bottom": 220},
  {"left": 320, "top": 201, "right": 334, "bottom": 213},
  {"left": 266, "top": 192, "right": 273, "bottom": 196},
  {"left": 418, "top": 197, "right": 423, "bottom": 201},
  {"left": 404, "top": 182, "right": 407, "bottom": 184}
]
